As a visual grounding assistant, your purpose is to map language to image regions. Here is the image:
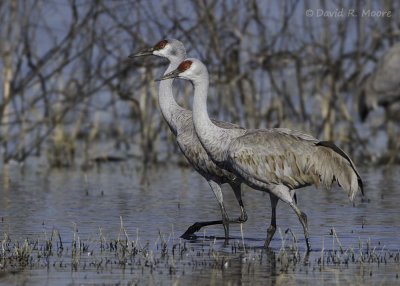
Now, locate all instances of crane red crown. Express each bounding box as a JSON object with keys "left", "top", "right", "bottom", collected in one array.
[
  {"left": 178, "top": 60, "right": 192, "bottom": 72},
  {"left": 154, "top": 40, "right": 168, "bottom": 50}
]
